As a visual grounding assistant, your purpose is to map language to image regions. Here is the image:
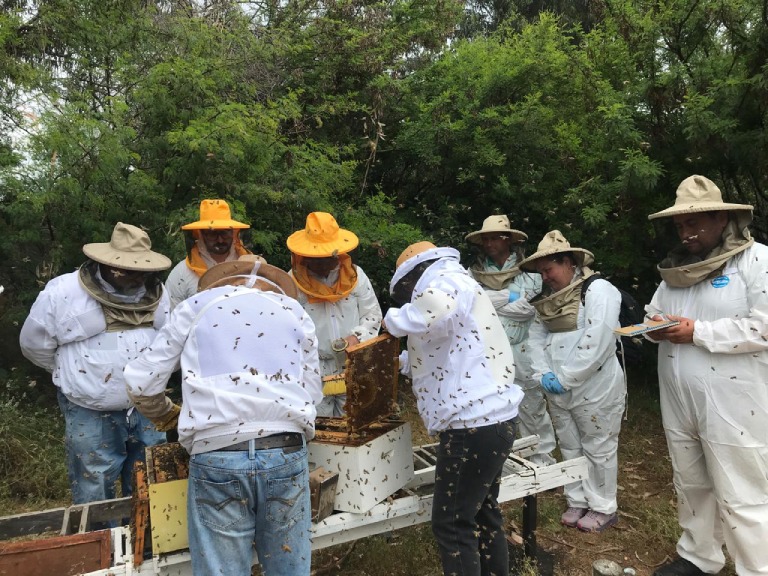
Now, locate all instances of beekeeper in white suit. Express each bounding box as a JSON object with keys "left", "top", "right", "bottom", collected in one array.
[
  {"left": 383, "top": 241, "right": 523, "bottom": 576},
  {"left": 645, "top": 175, "right": 768, "bottom": 576},
  {"left": 286, "top": 212, "right": 382, "bottom": 418},
  {"left": 520, "top": 230, "right": 625, "bottom": 533},
  {"left": 465, "top": 215, "right": 556, "bottom": 466}
]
